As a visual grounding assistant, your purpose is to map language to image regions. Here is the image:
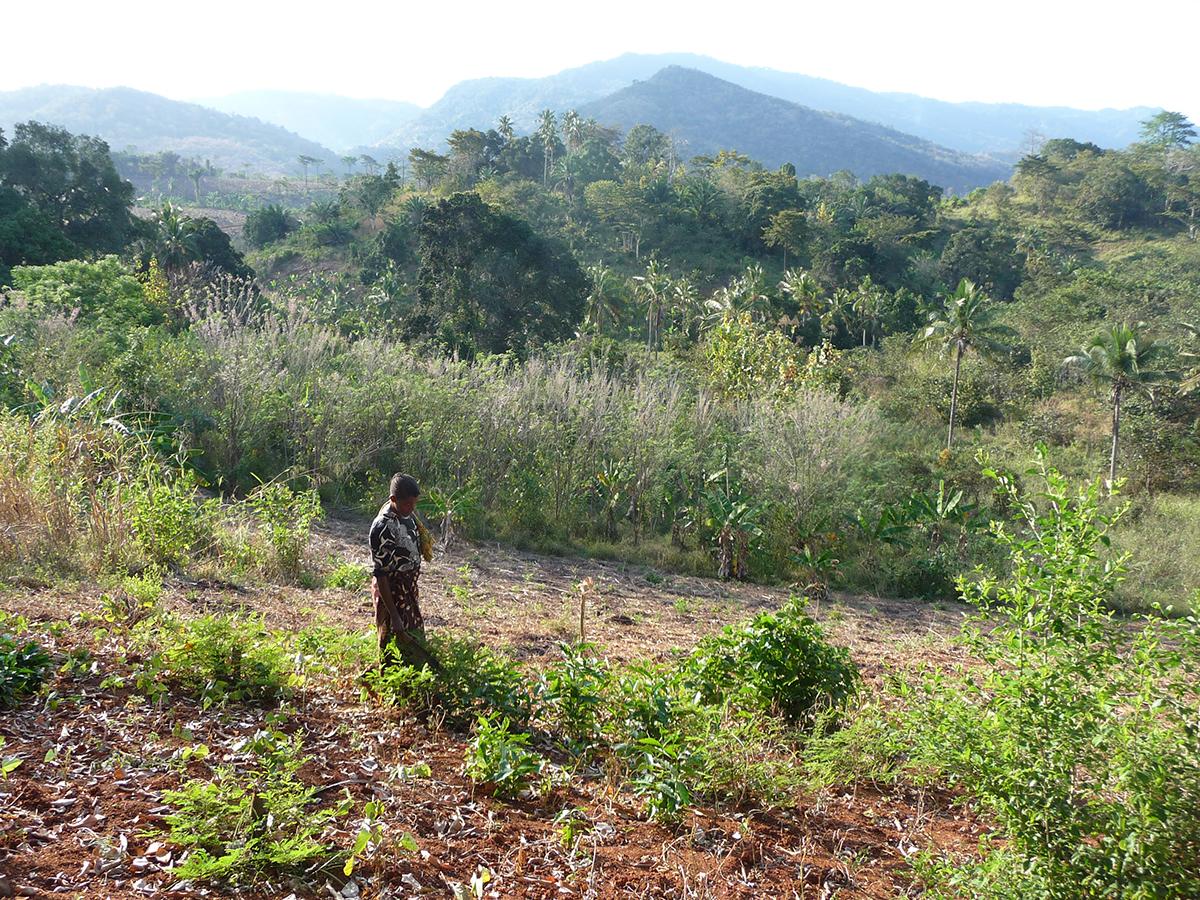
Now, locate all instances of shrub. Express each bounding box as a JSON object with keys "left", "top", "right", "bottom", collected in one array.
[
  {"left": 464, "top": 714, "right": 544, "bottom": 799},
  {"left": 246, "top": 482, "right": 323, "bottom": 581},
  {"left": 0, "top": 633, "right": 51, "bottom": 707},
  {"left": 141, "top": 613, "right": 291, "bottom": 705},
  {"left": 162, "top": 731, "right": 343, "bottom": 884},
  {"left": 368, "top": 633, "right": 533, "bottom": 726},
  {"left": 129, "top": 468, "right": 216, "bottom": 568},
  {"left": 684, "top": 597, "right": 859, "bottom": 725},
  {"left": 909, "top": 450, "right": 1200, "bottom": 897}
]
